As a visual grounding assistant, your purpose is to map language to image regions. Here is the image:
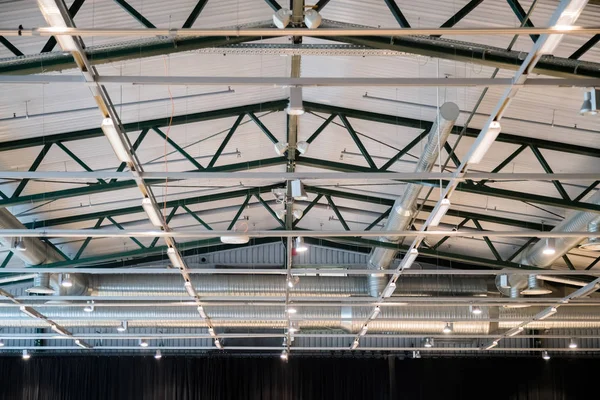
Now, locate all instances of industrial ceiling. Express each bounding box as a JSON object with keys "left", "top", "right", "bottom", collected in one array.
[{"left": 0, "top": 0, "right": 600, "bottom": 360}]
